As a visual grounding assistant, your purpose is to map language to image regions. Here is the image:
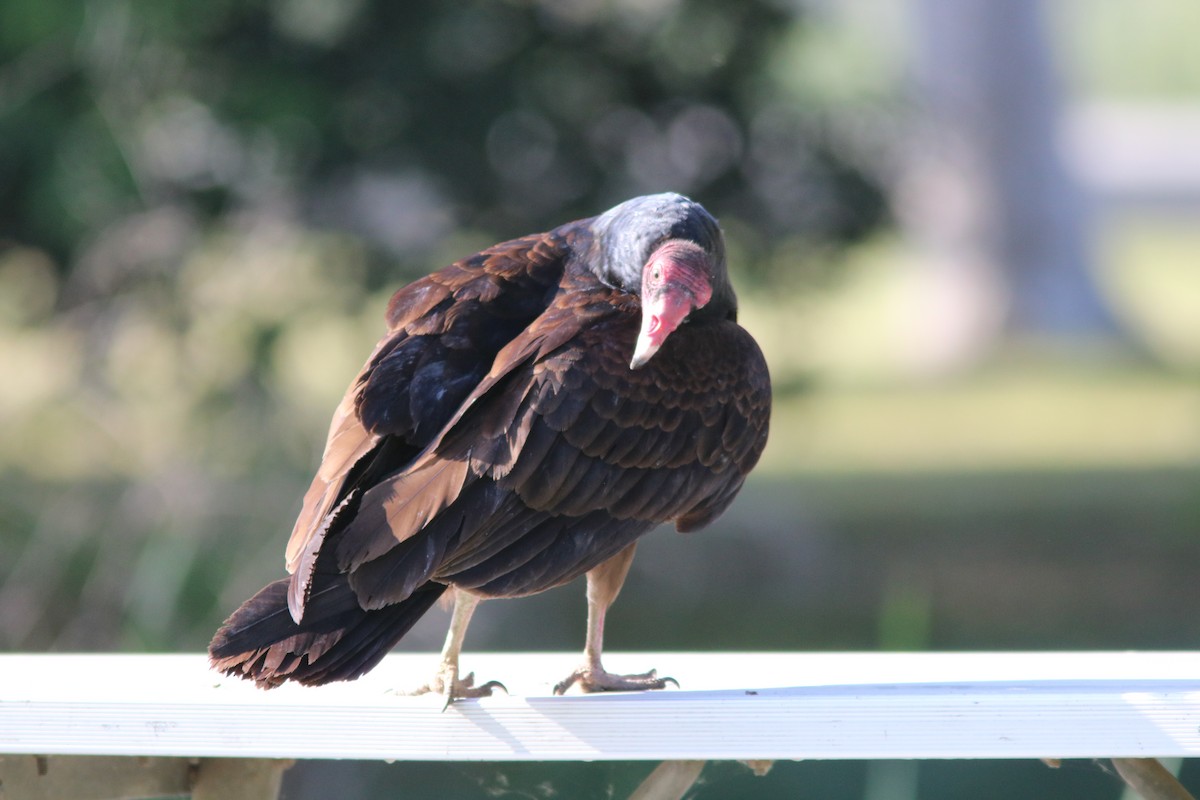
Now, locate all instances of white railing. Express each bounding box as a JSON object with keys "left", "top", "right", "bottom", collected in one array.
[{"left": 3, "top": 652, "right": 1198, "bottom": 798}]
